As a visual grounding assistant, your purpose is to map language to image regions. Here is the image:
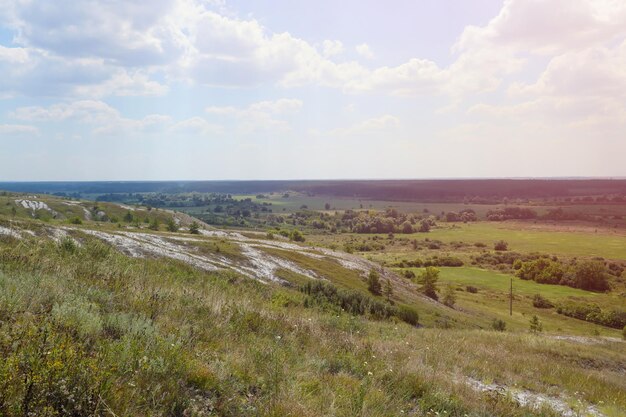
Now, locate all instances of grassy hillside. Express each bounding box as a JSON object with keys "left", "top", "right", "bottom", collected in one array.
[{"left": 0, "top": 193, "right": 624, "bottom": 416}]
